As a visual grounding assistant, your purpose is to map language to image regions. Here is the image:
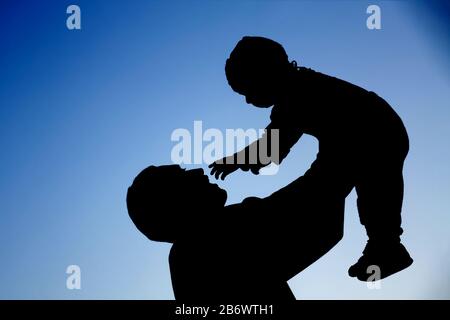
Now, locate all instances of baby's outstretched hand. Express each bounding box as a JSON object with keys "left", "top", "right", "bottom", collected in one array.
[{"left": 208, "top": 156, "right": 239, "bottom": 180}]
